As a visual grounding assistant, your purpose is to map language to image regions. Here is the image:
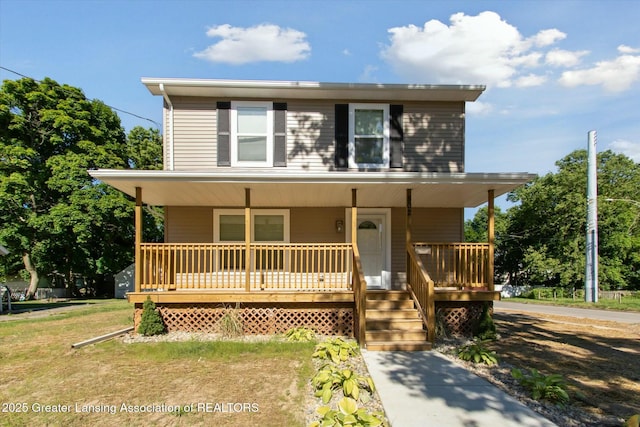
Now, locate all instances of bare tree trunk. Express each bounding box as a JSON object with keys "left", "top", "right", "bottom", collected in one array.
[{"left": 22, "top": 252, "right": 39, "bottom": 300}]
